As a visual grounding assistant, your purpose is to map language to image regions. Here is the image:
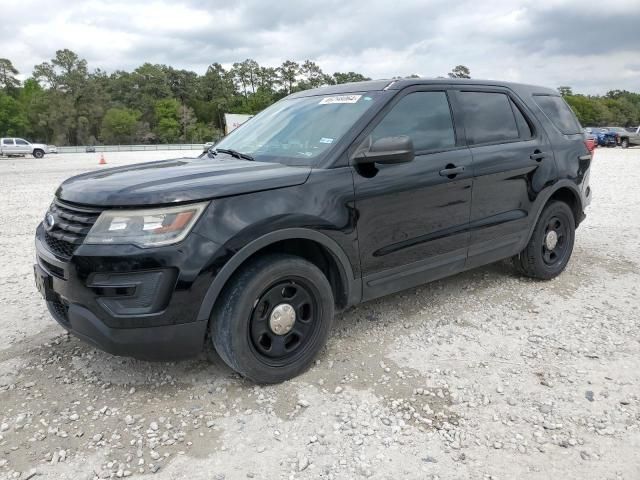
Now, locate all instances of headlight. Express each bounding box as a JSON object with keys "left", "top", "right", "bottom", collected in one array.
[{"left": 85, "top": 202, "right": 208, "bottom": 247}]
